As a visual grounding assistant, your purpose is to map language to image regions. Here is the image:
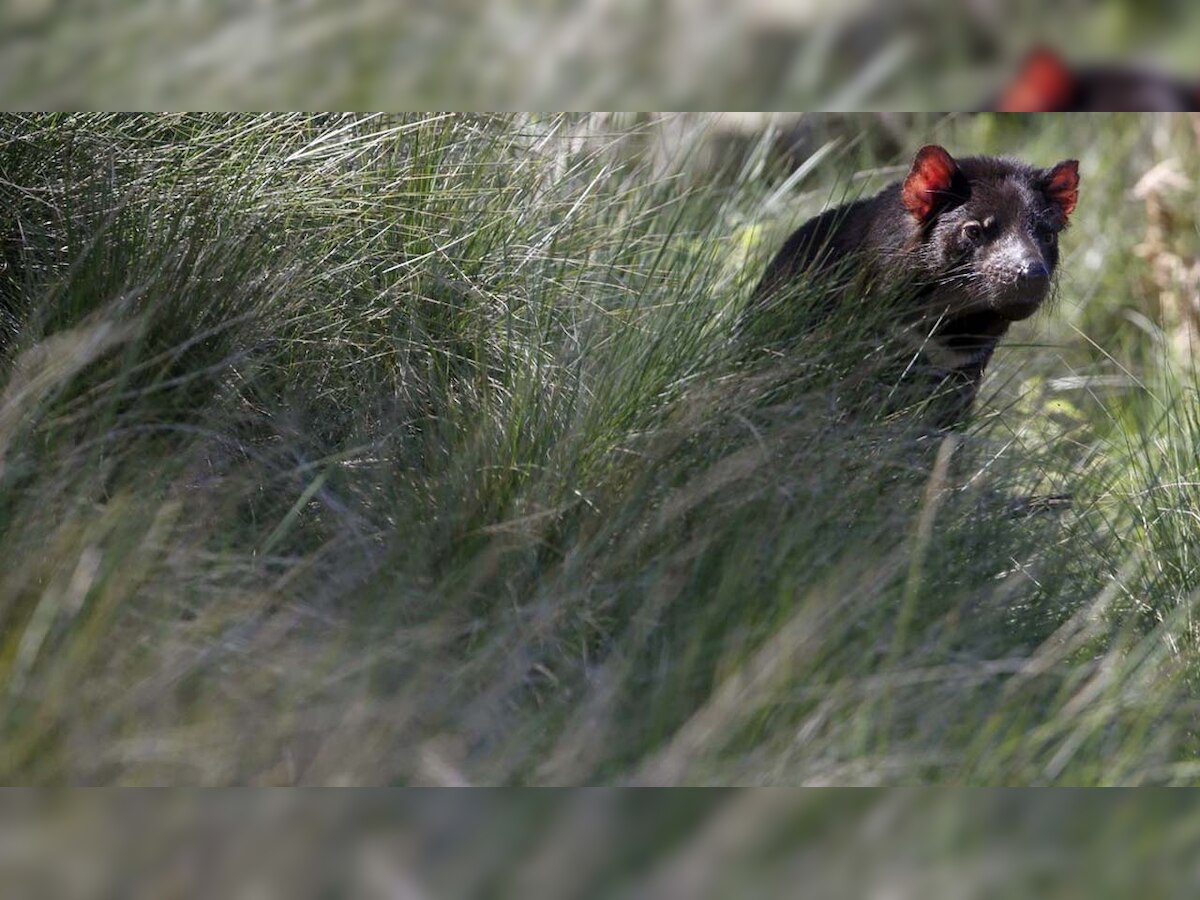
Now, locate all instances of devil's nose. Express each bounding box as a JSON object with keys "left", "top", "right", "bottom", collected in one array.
[{"left": 1020, "top": 260, "right": 1050, "bottom": 282}]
